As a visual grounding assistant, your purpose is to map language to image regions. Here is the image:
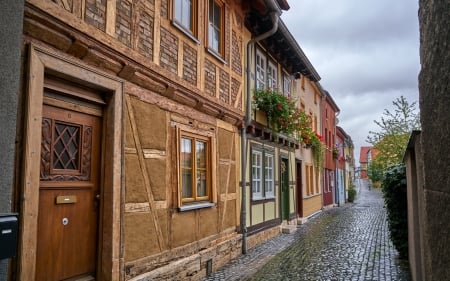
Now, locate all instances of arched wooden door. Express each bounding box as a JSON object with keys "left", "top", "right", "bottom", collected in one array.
[{"left": 36, "top": 101, "right": 102, "bottom": 280}]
